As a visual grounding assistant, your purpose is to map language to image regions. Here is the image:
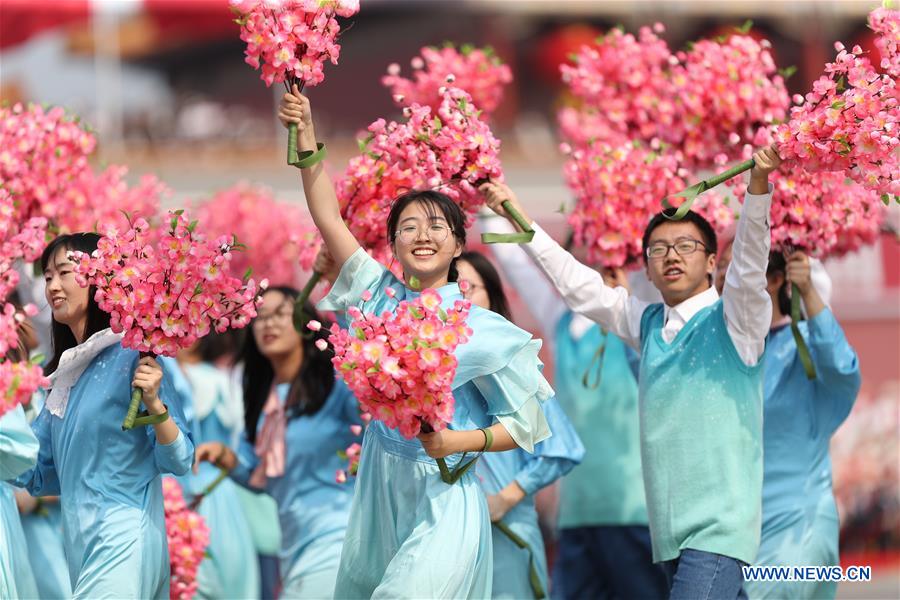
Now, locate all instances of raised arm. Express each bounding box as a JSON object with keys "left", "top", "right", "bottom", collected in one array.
[
  {"left": 722, "top": 146, "right": 780, "bottom": 366},
  {"left": 480, "top": 181, "right": 647, "bottom": 349},
  {"left": 278, "top": 85, "right": 360, "bottom": 267}
]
